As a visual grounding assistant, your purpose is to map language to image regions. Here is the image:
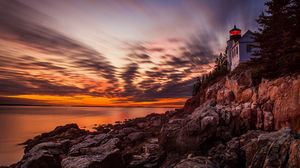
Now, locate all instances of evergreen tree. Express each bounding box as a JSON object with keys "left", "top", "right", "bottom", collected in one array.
[{"left": 255, "top": 0, "right": 300, "bottom": 74}]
